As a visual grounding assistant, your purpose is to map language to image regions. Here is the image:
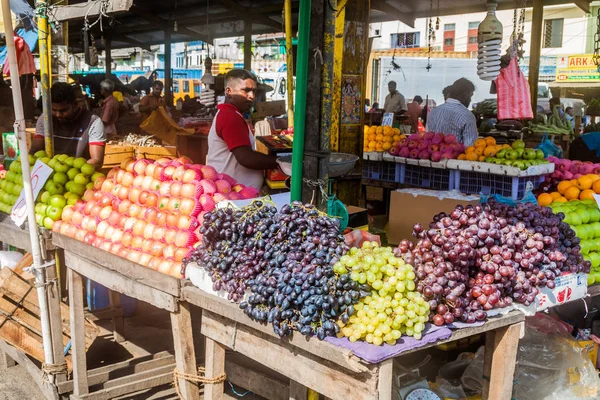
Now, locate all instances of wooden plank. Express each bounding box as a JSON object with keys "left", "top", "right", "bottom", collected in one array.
[
  {"left": 482, "top": 322, "right": 522, "bottom": 400},
  {"left": 47, "top": 261, "right": 68, "bottom": 383},
  {"left": 65, "top": 253, "right": 177, "bottom": 312},
  {"left": 0, "top": 217, "right": 33, "bottom": 252},
  {"left": 54, "top": 233, "right": 180, "bottom": 296},
  {"left": 226, "top": 360, "right": 288, "bottom": 400},
  {"left": 289, "top": 380, "right": 308, "bottom": 400},
  {"left": 201, "top": 310, "right": 378, "bottom": 400},
  {"left": 53, "top": 0, "right": 133, "bottom": 22},
  {"left": 69, "top": 268, "right": 89, "bottom": 397},
  {"left": 182, "top": 285, "right": 370, "bottom": 374},
  {"left": 204, "top": 337, "right": 226, "bottom": 400},
  {"left": 170, "top": 302, "right": 201, "bottom": 400},
  {"left": 377, "top": 359, "right": 393, "bottom": 400},
  {"left": 108, "top": 290, "right": 125, "bottom": 343},
  {"left": 85, "top": 306, "right": 124, "bottom": 322}
]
